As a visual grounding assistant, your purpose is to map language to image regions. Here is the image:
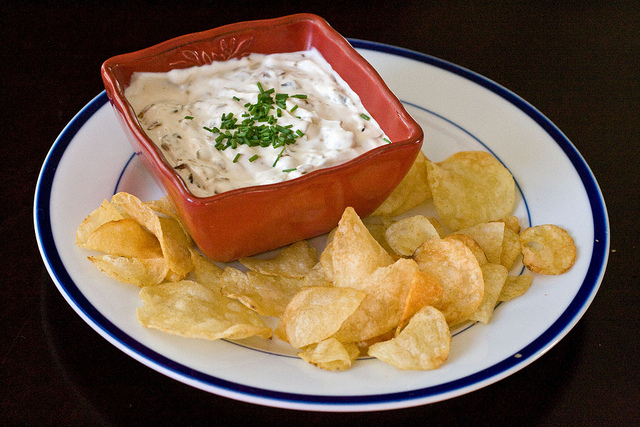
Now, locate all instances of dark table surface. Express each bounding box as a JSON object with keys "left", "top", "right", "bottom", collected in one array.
[{"left": 3, "top": 1, "right": 639, "bottom": 425}]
